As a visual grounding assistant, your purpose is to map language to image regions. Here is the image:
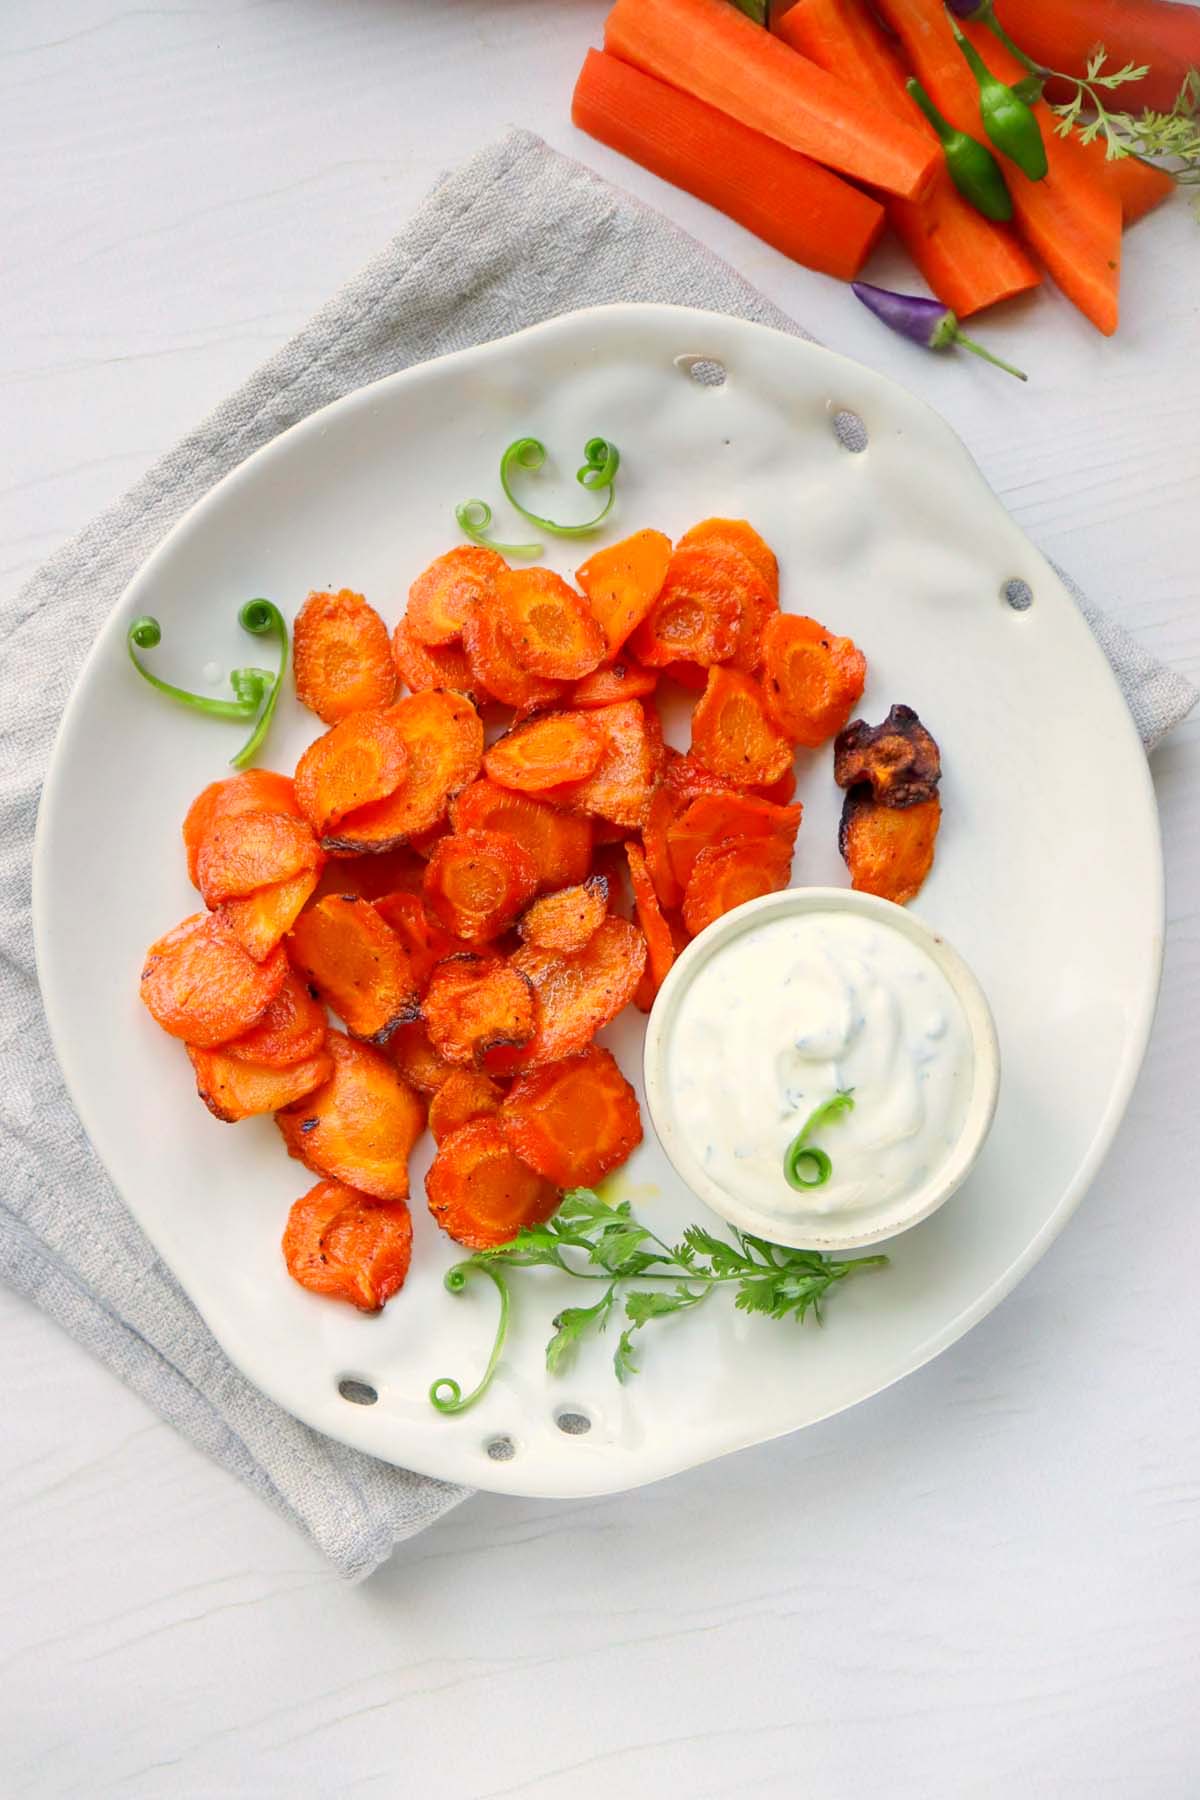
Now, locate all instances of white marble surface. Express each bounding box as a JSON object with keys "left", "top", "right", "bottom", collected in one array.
[{"left": 3, "top": 3, "right": 1199, "bottom": 1794}]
